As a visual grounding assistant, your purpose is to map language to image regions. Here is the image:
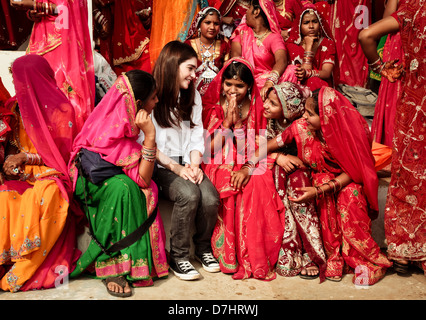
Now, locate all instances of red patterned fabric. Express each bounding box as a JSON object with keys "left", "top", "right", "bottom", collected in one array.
[
  {"left": 277, "top": 87, "right": 392, "bottom": 285},
  {"left": 202, "top": 57, "right": 285, "bottom": 280},
  {"left": 385, "top": 1, "right": 426, "bottom": 265}
]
